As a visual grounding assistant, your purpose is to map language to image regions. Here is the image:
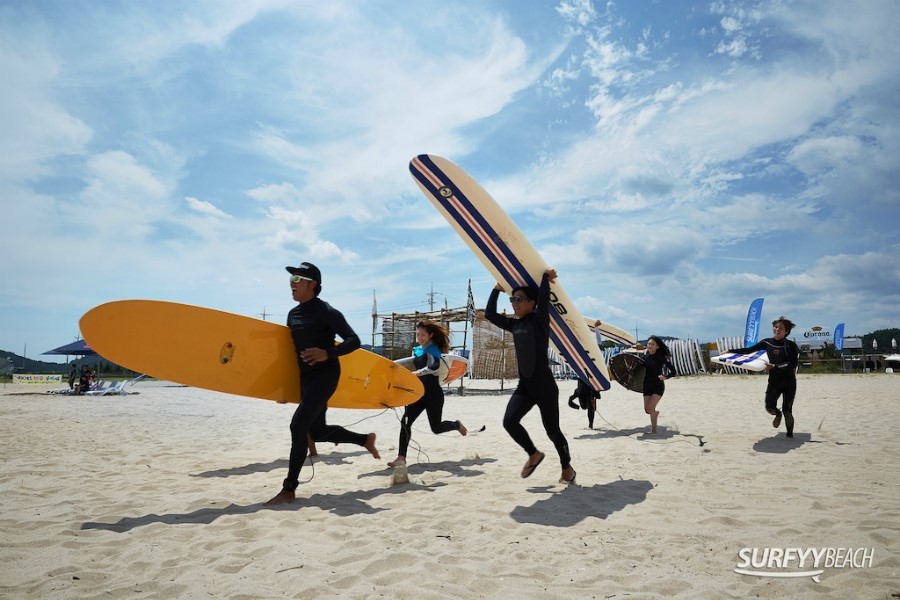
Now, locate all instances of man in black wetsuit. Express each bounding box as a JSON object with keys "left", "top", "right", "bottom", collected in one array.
[
  {"left": 485, "top": 268, "right": 577, "bottom": 485},
  {"left": 265, "top": 262, "right": 378, "bottom": 505},
  {"left": 730, "top": 316, "right": 800, "bottom": 438}
]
